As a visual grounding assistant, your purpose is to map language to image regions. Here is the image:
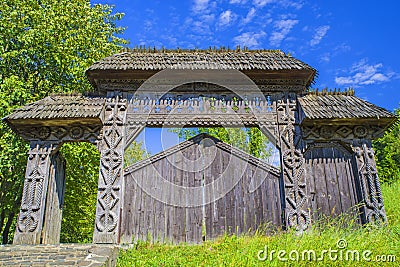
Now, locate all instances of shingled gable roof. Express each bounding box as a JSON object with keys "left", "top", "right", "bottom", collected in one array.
[
  {"left": 87, "top": 49, "right": 314, "bottom": 71},
  {"left": 124, "top": 133, "right": 281, "bottom": 177},
  {"left": 3, "top": 94, "right": 105, "bottom": 127},
  {"left": 298, "top": 93, "right": 396, "bottom": 125},
  {"left": 85, "top": 49, "right": 317, "bottom": 89}
]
